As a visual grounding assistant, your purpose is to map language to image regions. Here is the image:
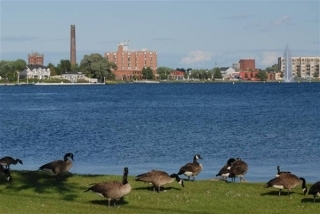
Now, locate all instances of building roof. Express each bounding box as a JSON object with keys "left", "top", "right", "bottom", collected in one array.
[
  {"left": 26, "top": 64, "right": 48, "bottom": 70},
  {"left": 30, "top": 52, "right": 42, "bottom": 56}
]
